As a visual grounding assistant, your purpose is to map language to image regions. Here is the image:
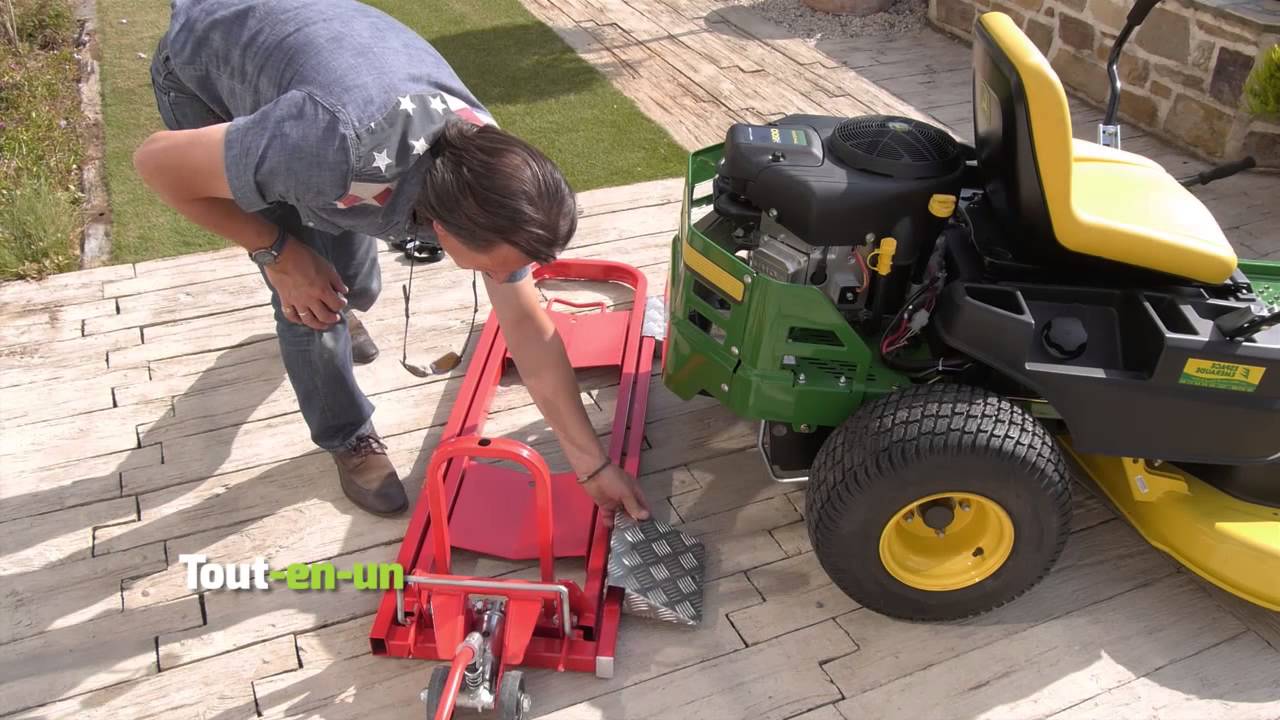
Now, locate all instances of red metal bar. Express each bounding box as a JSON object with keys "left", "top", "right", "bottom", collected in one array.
[
  {"left": 502, "top": 596, "right": 549, "bottom": 668},
  {"left": 595, "top": 586, "right": 623, "bottom": 676},
  {"left": 535, "top": 259, "right": 649, "bottom": 633},
  {"left": 371, "top": 259, "right": 655, "bottom": 688},
  {"left": 369, "top": 310, "right": 507, "bottom": 650},
  {"left": 581, "top": 268, "right": 649, "bottom": 629},
  {"left": 426, "top": 436, "right": 556, "bottom": 583},
  {"left": 388, "top": 634, "right": 602, "bottom": 674},
  {"left": 434, "top": 642, "right": 476, "bottom": 720}
]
